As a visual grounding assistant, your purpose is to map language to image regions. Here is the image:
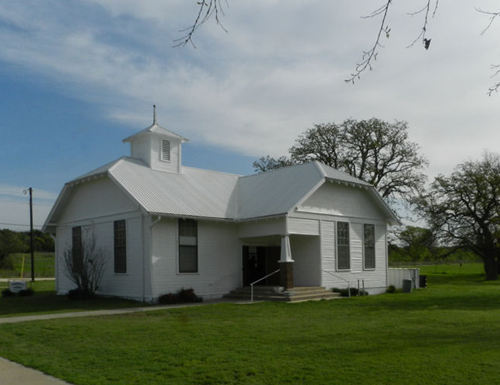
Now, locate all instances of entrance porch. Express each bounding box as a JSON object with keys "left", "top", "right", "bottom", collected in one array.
[{"left": 225, "top": 233, "right": 336, "bottom": 301}]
